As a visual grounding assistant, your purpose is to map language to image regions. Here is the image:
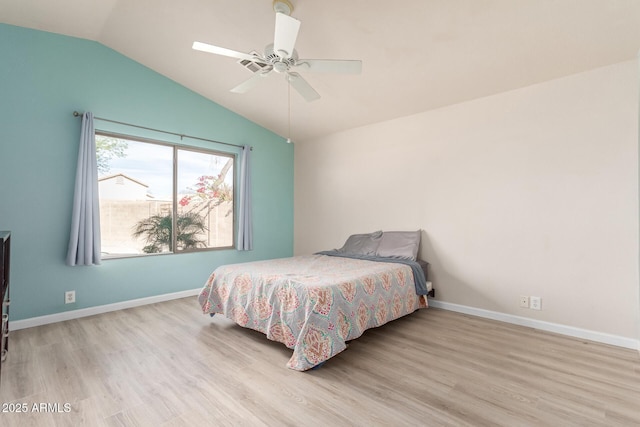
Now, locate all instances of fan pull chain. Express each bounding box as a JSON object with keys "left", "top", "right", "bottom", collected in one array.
[{"left": 286, "top": 78, "right": 292, "bottom": 143}]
